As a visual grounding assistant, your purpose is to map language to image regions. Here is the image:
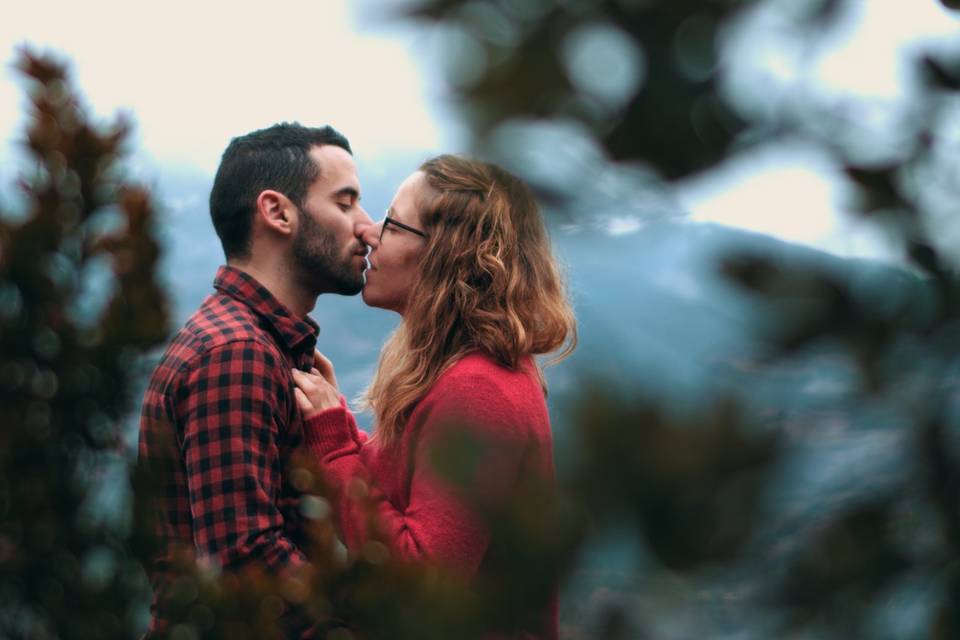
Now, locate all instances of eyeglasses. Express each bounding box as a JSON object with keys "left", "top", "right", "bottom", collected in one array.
[{"left": 380, "top": 215, "right": 429, "bottom": 241}]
